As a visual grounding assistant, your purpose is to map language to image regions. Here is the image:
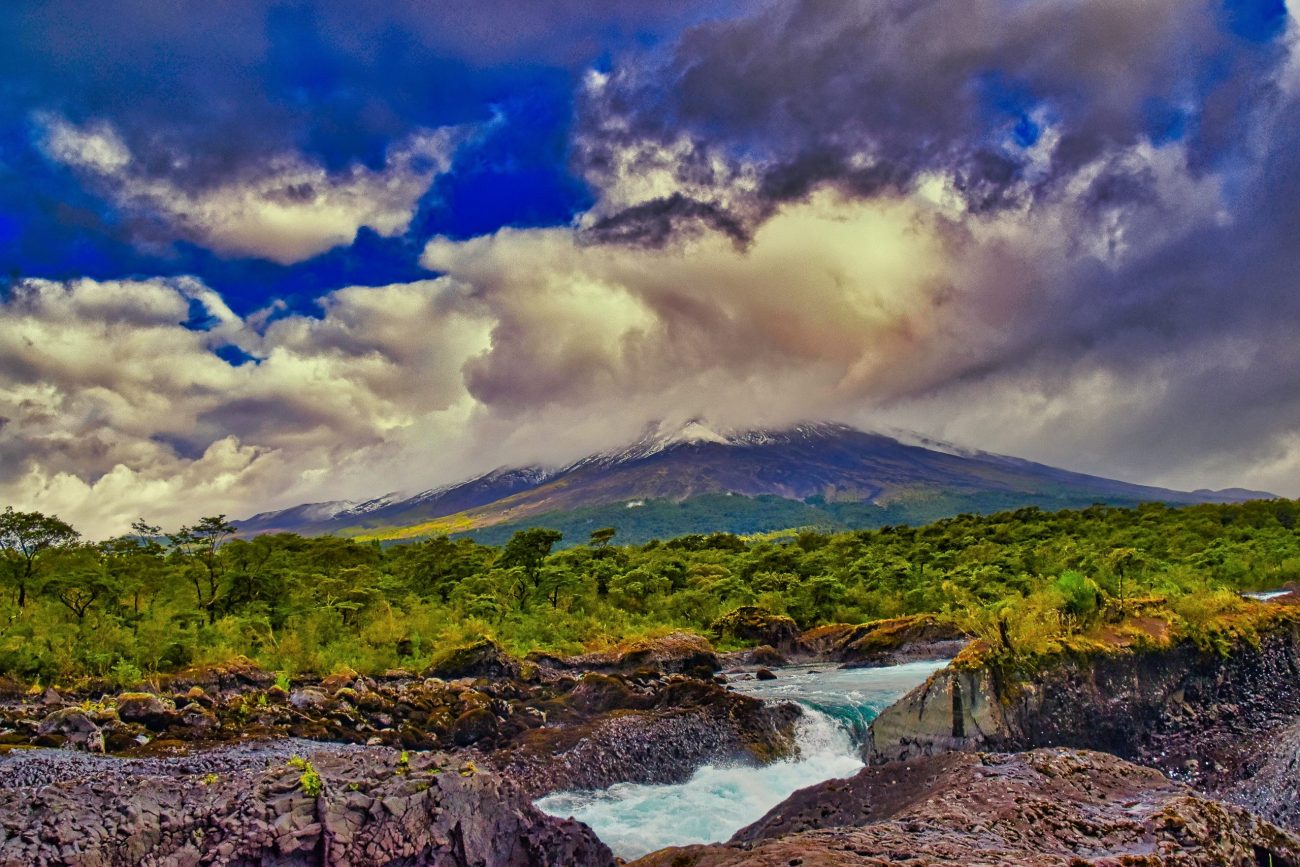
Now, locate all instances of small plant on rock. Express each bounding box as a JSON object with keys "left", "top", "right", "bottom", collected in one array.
[{"left": 288, "top": 755, "right": 323, "bottom": 797}]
